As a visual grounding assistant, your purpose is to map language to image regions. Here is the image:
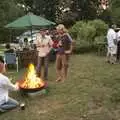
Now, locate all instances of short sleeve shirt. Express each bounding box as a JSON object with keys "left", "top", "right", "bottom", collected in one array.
[
  {"left": 35, "top": 33, "right": 53, "bottom": 57},
  {"left": 107, "top": 28, "right": 117, "bottom": 47}
]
